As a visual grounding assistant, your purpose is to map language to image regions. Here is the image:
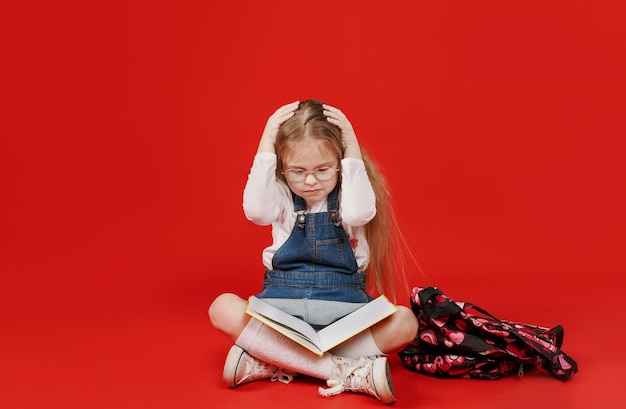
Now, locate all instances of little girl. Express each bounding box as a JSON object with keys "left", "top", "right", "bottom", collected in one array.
[{"left": 209, "top": 100, "right": 419, "bottom": 404}]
